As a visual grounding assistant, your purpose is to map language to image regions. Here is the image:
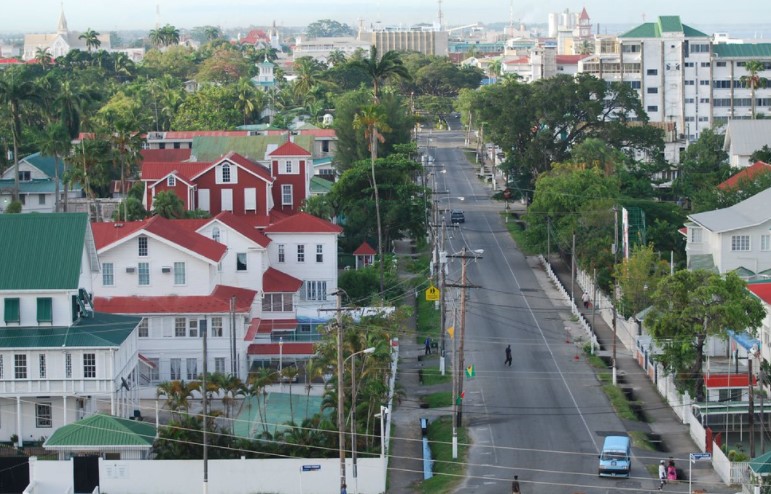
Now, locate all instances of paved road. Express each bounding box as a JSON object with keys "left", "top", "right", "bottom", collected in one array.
[{"left": 421, "top": 127, "right": 663, "bottom": 493}]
